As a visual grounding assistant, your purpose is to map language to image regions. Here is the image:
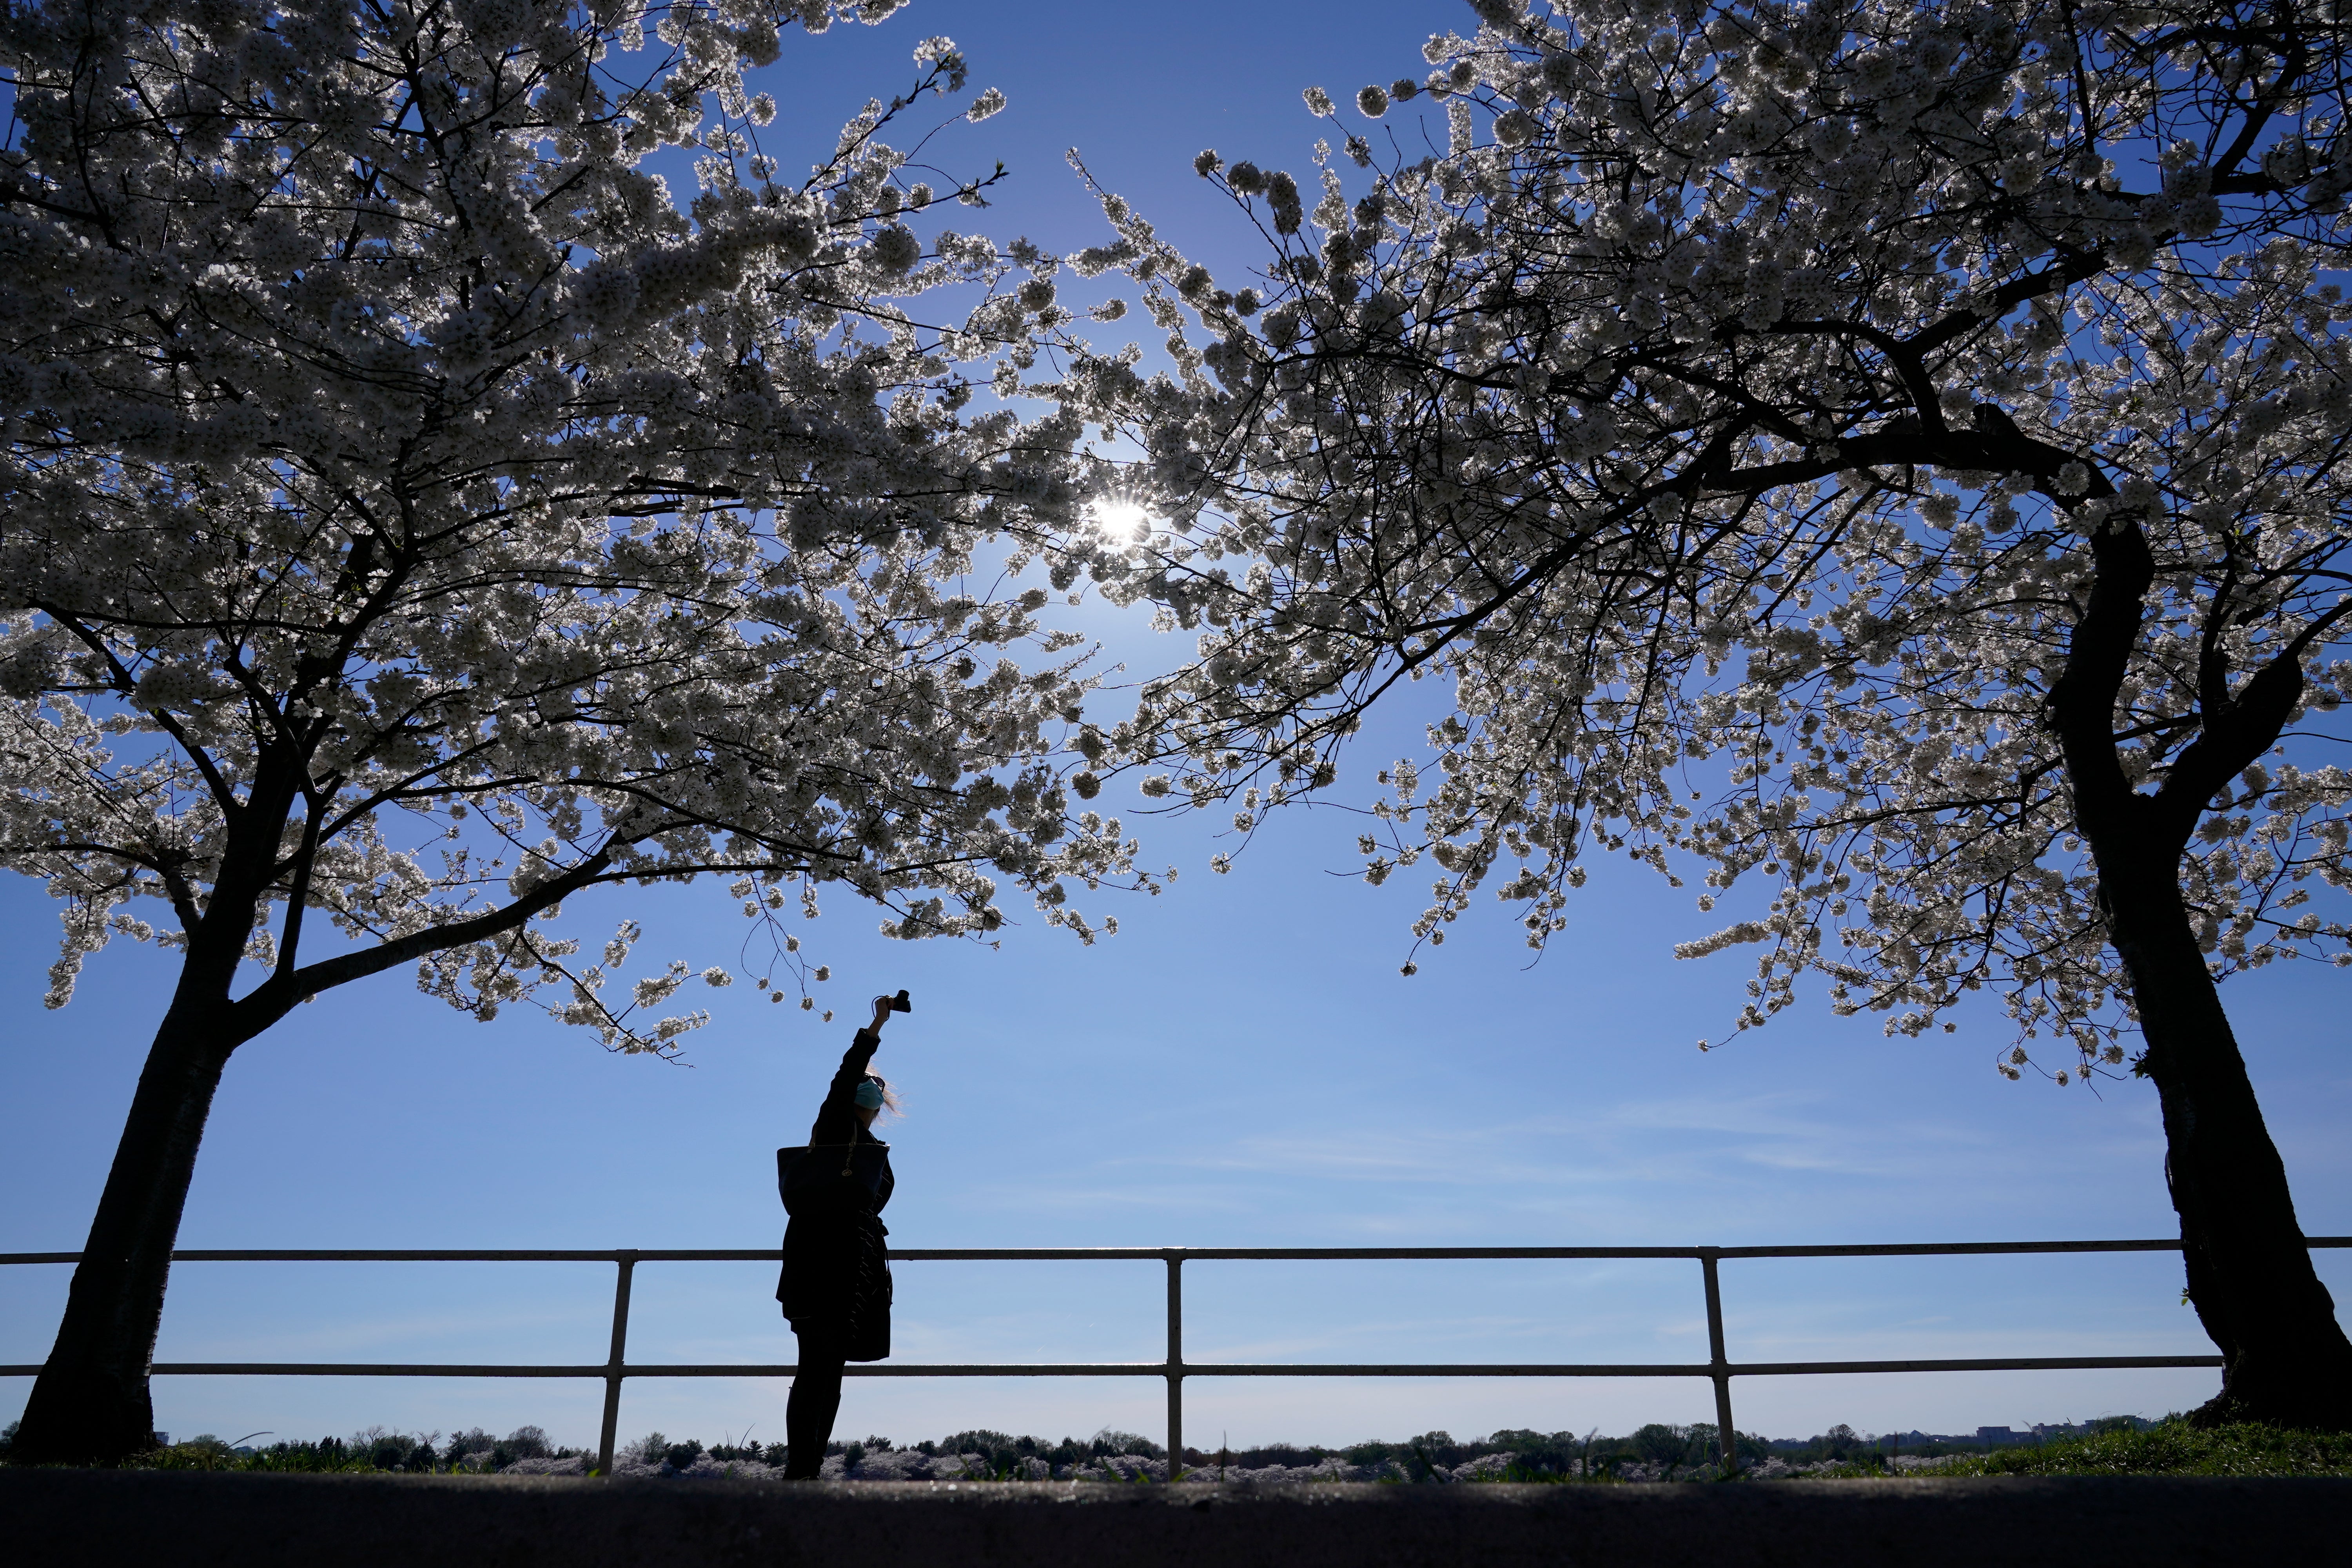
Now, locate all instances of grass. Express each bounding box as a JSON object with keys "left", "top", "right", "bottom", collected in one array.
[
  {"left": 1769, "top": 1422, "right": 2352, "bottom": 1481},
  {"left": 1465, "top": 1463, "right": 1639, "bottom": 1484},
  {"left": 121, "top": 1440, "right": 379, "bottom": 1474},
  {"left": 1910, "top": 1421, "right": 2352, "bottom": 1479}
]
